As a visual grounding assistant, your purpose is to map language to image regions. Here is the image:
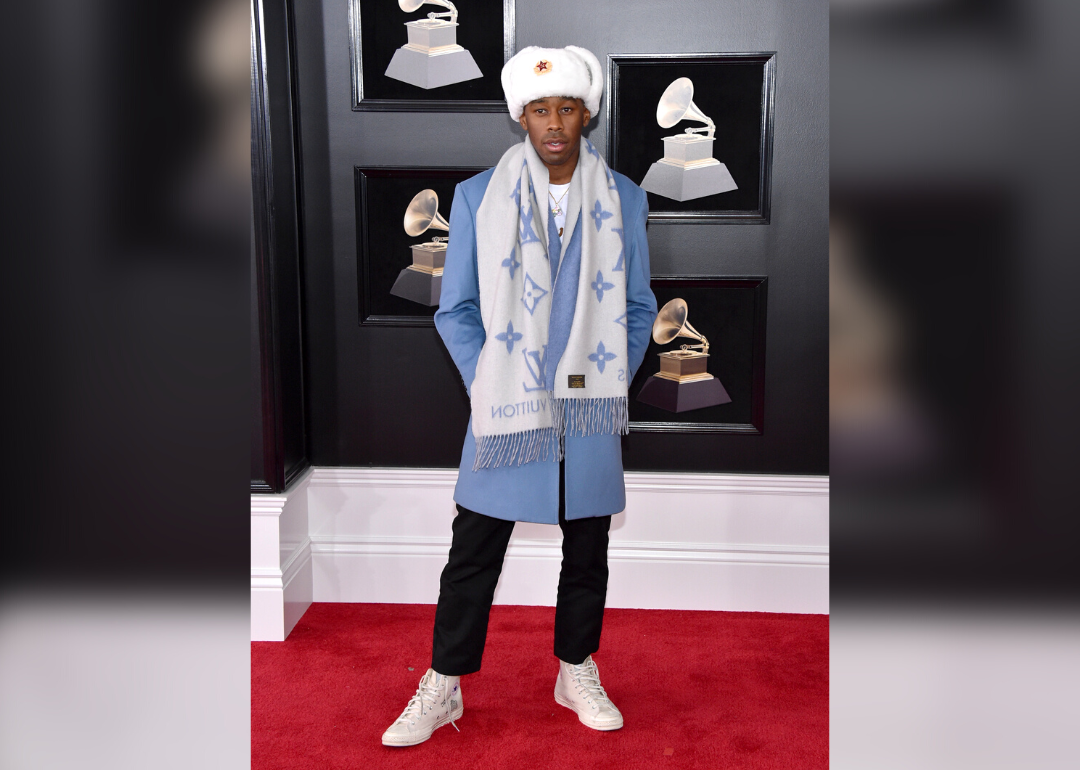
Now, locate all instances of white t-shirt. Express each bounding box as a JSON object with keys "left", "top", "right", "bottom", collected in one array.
[{"left": 548, "top": 182, "right": 570, "bottom": 238}]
